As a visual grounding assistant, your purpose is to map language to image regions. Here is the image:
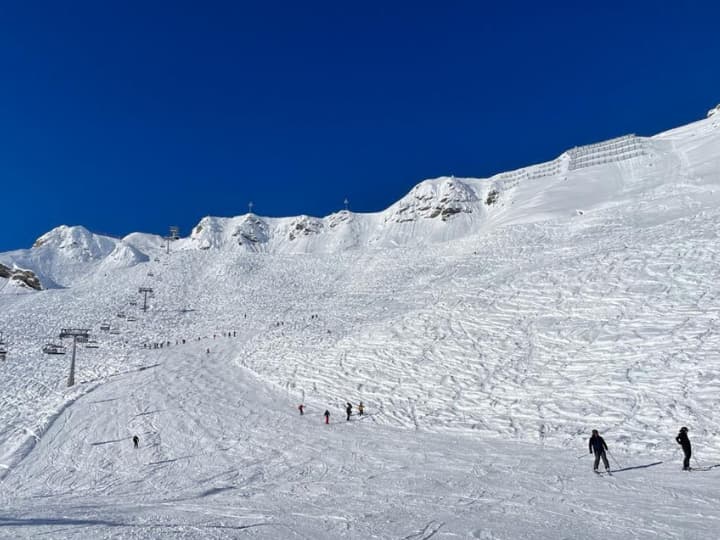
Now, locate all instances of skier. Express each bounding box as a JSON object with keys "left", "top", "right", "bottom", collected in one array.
[
  {"left": 358, "top": 402, "right": 365, "bottom": 416},
  {"left": 588, "top": 429, "right": 610, "bottom": 473},
  {"left": 676, "top": 426, "right": 692, "bottom": 471},
  {"left": 346, "top": 402, "right": 352, "bottom": 421},
  {"left": 324, "top": 410, "right": 330, "bottom": 424},
  {"left": 132, "top": 435, "right": 139, "bottom": 449},
  {"left": 298, "top": 404, "right": 304, "bottom": 415}
]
